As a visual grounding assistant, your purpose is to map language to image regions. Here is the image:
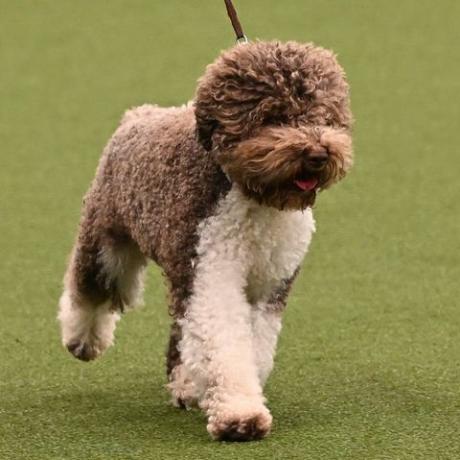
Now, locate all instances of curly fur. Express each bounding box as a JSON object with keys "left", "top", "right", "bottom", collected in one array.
[
  {"left": 58, "top": 40, "right": 353, "bottom": 442},
  {"left": 195, "top": 41, "right": 352, "bottom": 209}
]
